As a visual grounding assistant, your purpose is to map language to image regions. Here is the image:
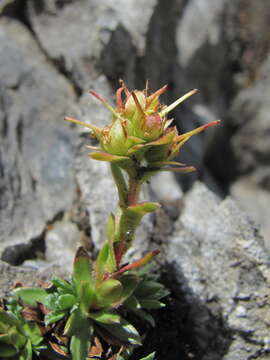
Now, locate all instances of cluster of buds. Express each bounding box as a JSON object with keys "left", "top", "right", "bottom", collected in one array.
[{"left": 65, "top": 82, "right": 220, "bottom": 173}]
